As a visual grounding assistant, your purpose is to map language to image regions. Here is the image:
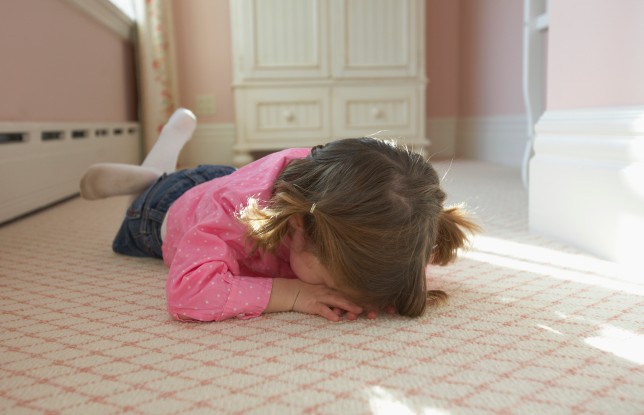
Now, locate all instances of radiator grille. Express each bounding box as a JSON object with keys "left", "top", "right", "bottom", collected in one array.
[{"left": 0, "top": 121, "right": 141, "bottom": 223}]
